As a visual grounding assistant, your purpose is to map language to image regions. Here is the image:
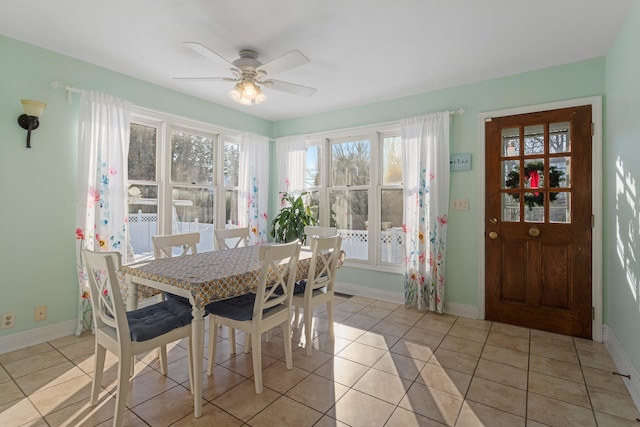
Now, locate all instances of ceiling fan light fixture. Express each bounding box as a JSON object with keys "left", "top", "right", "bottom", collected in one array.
[
  {"left": 254, "top": 87, "right": 267, "bottom": 104},
  {"left": 241, "top": 79, "right": 257, "bottom": 99},
  {"left": 237, "top": 96, "right": 252, "bottom": 106},
  {"left": 228, "top": 83, "right": 243, "bottom": 101}
]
